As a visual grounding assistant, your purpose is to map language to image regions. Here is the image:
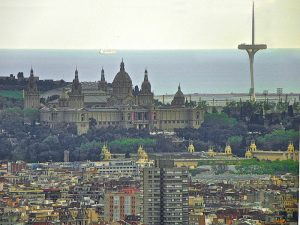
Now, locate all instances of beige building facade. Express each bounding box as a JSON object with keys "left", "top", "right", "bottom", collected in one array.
[{"left": 34, "top": 60, "right": 204, "bottom": 134}]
